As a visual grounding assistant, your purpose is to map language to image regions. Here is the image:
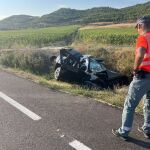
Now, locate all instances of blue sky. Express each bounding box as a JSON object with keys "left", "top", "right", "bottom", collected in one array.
[{"left": 0, "top": 0, "right": 149, "bottom": 20}]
